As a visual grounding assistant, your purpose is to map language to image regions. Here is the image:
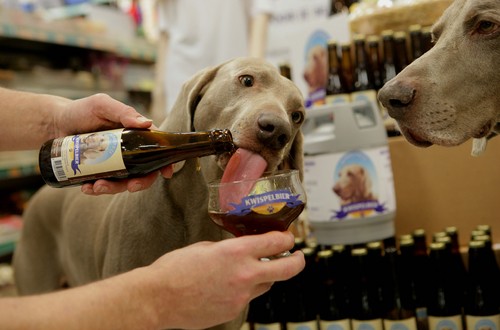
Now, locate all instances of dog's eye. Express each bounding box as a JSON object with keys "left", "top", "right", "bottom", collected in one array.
[
  {"left": 291, "top": 111, "right": 304, "bottom": 124},
  {"left": 239, "top": 75, "right": 254, "bottom": 87},
  {"left": 477, "top": 20, "right": 498, "bottom": 34}
]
